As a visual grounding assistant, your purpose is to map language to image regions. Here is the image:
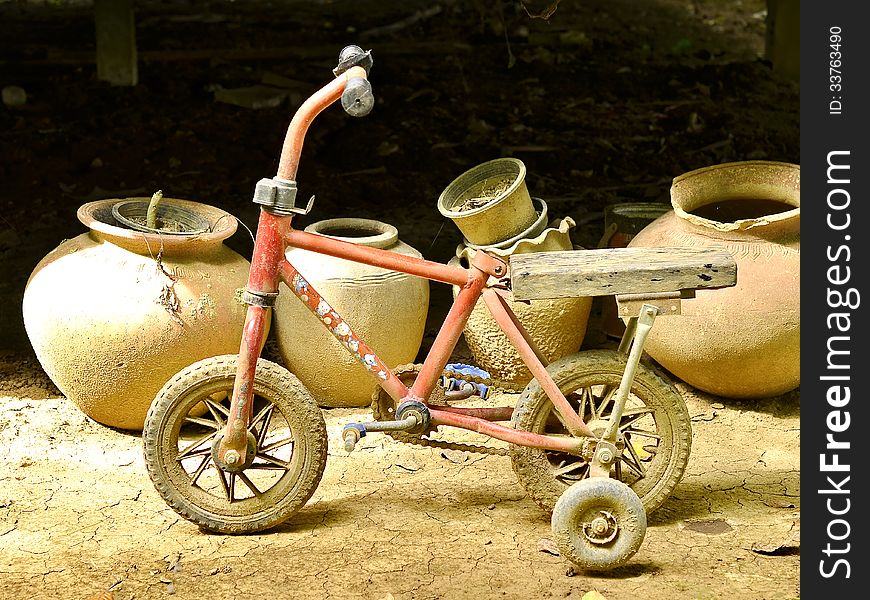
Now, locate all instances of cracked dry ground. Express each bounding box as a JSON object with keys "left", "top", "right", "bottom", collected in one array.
[{"left": 0, "top": 354, "right": 799, "bottom": 600}]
